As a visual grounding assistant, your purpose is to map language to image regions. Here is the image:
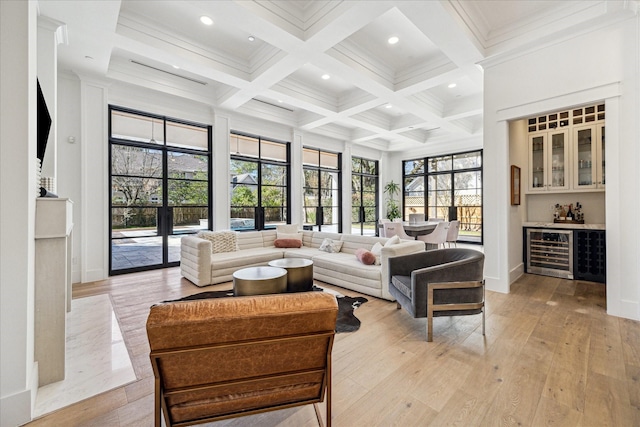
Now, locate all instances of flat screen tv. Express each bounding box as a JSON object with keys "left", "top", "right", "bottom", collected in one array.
[{"left": 37, "top": 79, "right": 52, "bottom": 165}]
